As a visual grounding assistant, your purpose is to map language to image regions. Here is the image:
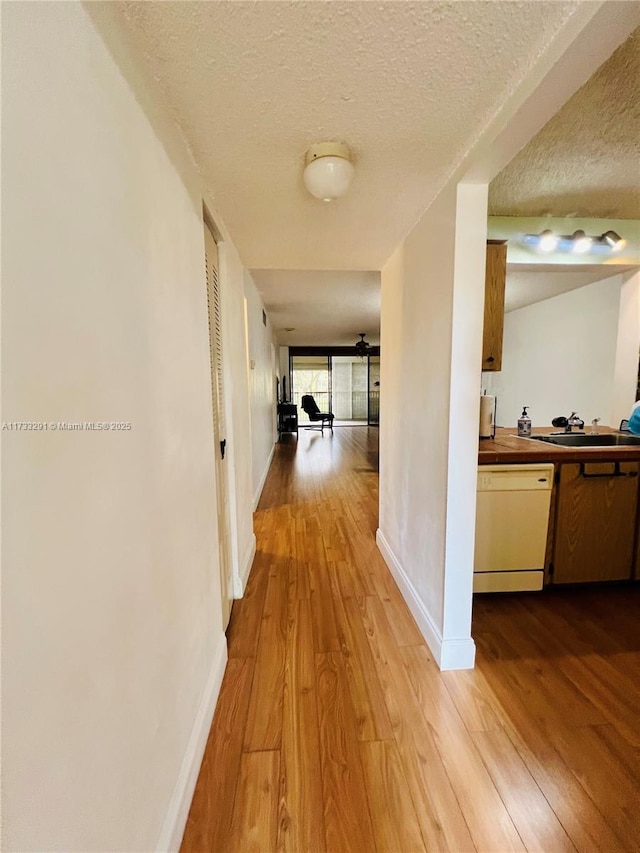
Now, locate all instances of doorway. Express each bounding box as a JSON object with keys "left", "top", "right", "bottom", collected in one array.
[
  {"left": 289, "top": 349, "right": 381, "bottom": 426},
  {"left": 204, "top": 223, "right": 233, "bottom": 629},
  {"left": 290, "top": 355, "right": 330, "bottom": 424}
]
